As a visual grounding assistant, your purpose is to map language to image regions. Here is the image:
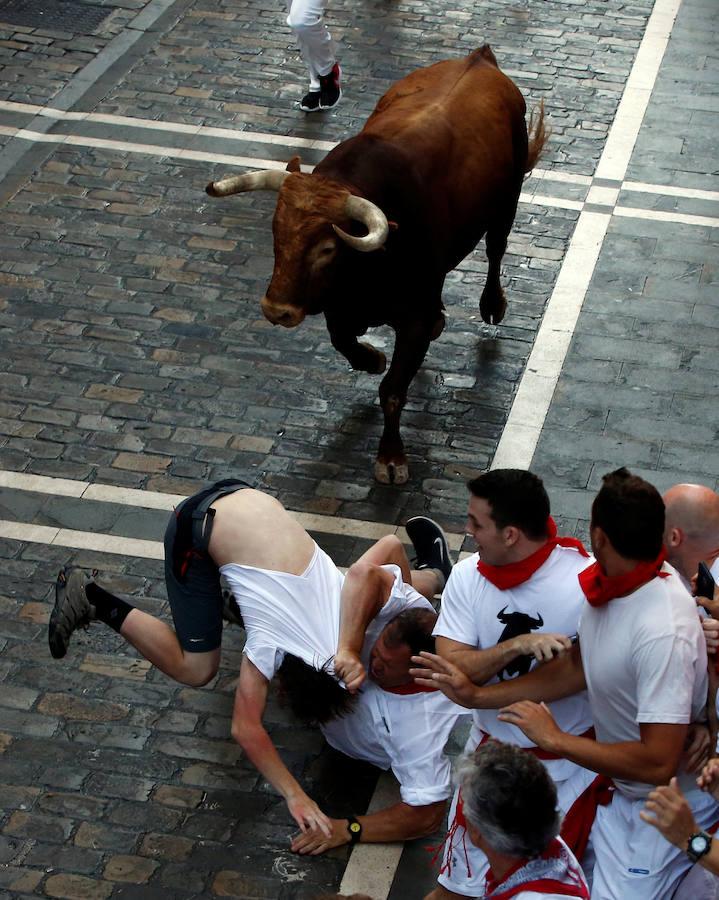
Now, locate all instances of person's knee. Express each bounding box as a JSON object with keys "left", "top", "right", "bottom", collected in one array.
[{"left": 179, "top": 655, "right": 219, "bottom": 687}]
